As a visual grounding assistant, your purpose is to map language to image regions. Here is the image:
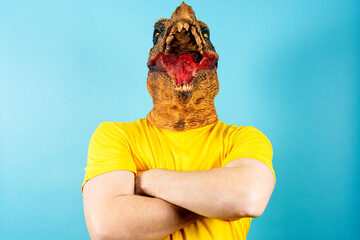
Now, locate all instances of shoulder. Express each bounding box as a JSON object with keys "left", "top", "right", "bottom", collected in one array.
[
  {"left": 94, "top": 118, "right": 147, "bottom": 134},
  {"left": 217, "top": 120, "right": 272, "bottom": 145},
  {"left": 90, "top": 119, "right": 148, "bottom": 143},
  {"left": 220, "top": 121, "right": 275, "bottom": 179}
]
